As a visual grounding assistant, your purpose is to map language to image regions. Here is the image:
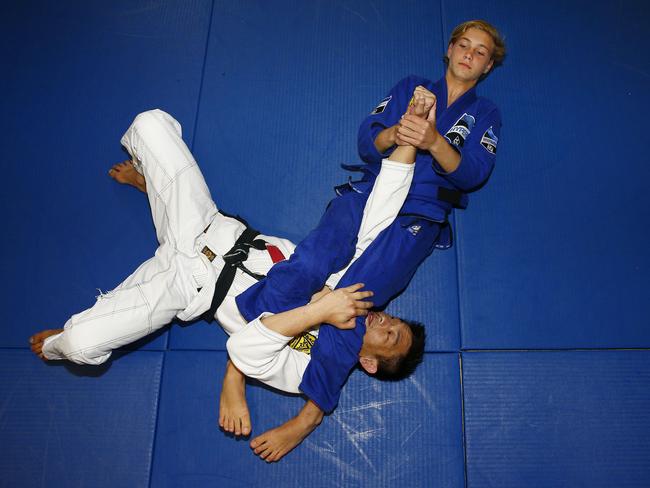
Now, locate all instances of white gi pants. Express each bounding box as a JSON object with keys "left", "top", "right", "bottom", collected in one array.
[
  {"left": 42, "top": 109, "right": 293, "bottom": 364},
  {"left": 43, "top": 109, "right": 413, "bottom": 396}
]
